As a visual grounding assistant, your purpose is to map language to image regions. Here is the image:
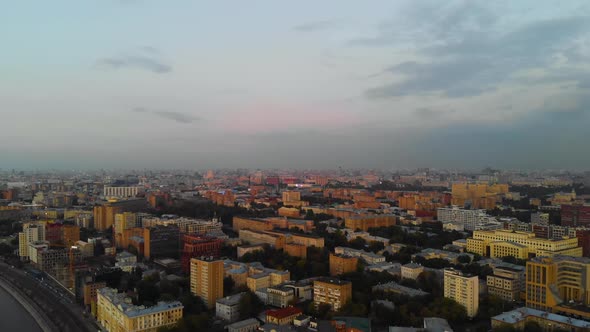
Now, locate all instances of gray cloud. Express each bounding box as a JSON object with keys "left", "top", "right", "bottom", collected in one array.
[
  {"left": 361, "top": 2, "right": 590, "bottom": 98},
  {"left": 97, "top": 52, "right": 172, "bottom": 74},
  {"left": 132, "top": 107, "right": 199, "bottom": 123},
  {"left": 293, "top": 19, "right": 340, "bottom": 32}
]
